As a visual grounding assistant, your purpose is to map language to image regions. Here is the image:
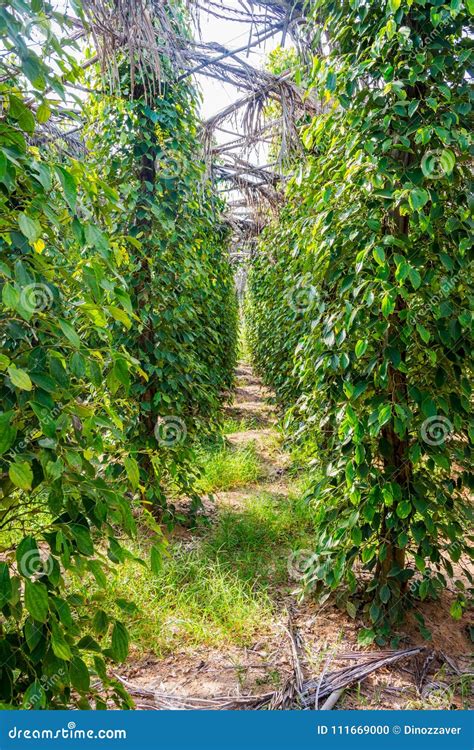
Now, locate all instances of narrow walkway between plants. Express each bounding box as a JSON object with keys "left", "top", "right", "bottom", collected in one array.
[{"left": 117, "top": 364, "right": 472, "bottom": 710}]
